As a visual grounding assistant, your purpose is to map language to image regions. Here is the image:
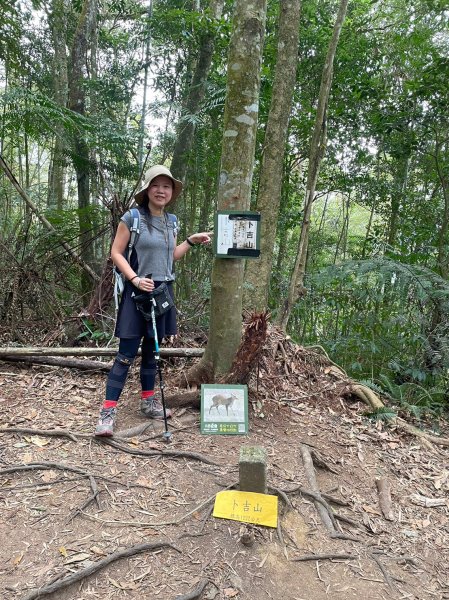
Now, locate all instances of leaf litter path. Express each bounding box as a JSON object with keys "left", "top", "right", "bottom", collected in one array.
[{"left": 0, "top": 361, "right": 448, "bottom": 600}]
